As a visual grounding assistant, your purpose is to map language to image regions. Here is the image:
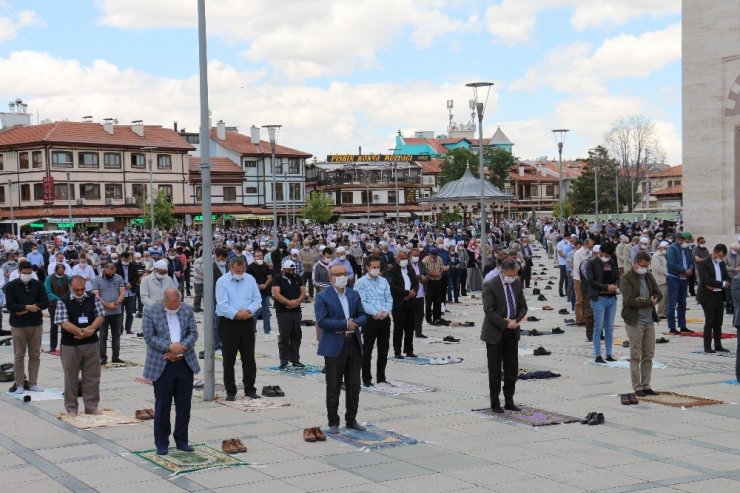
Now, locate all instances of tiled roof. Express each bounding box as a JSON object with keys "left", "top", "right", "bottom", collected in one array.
[
  {"left": 211, "top": 129, "right": 312, "bottom": 158},
  {"left": 401, "top": 137, "right": 449, "bottom": 155},
  {"left": 419, "top": 158, "right": 443, "bottom": 174},
  {"left": 490, "top": 126, "right": 513, "bottom": 145},
  {"left": 537, "top": 161, "right": 586, "bottom": 179},
  {"left": 189, "top": 157, "right": 243, "bottom": 174},
  {"left": 420, "top": 167, "right": 514, "bottom": 203},
  {"left": 0, "top": 122, "right": 194, "bottom": 151},
  {"left": 0, "top": 206, "right": 144, "bottom": 220},
  {"left": 509, "top": 172, "right": 559, "bottom": 183},
  {"left": 653, "top": 184, "right": 683, "bottom": 196},
  {"left": 175, "top": 205, "right": 280, "bottom": 215},
  {"left": 333, "top": 204, "right": 423, "bottom": 213},
  {"left": 650, "top": 164, "right": 682, "bottom": 178}
]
